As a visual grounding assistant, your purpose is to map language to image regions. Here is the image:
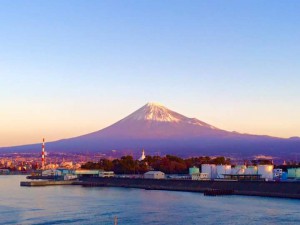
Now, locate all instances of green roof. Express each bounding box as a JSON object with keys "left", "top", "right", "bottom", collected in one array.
[{"left": 74, "top": 170, "right": 101, "bottom": 175}]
